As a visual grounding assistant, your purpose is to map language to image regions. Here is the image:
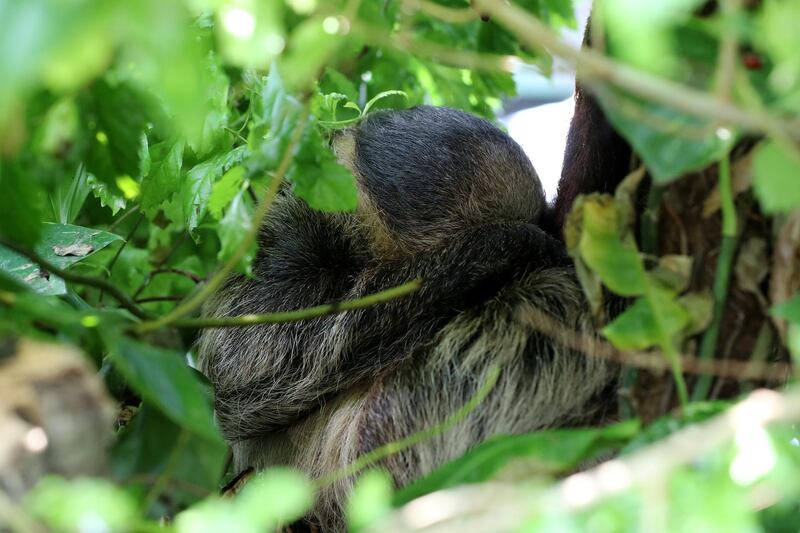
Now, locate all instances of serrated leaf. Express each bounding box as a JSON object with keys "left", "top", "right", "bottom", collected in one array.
[
  {"left": 208, "top": 165, "right": 245, "bottom": 220},
  {"left": 87, "top": 79, "right": 157, "bottom": 186},
  {"left": 248, "top": 66, "right": 304, "bottom": 169},
  {"left": 140, "top": 139, "right": 185, "bottom": 219},
  {"left": 752, "top": 141, "right": 800, "bottom": 214},
  {"left": 87, "top": 173, "right": 126, "bottom": 214},
  {"left": 0, "top": 223, "right": 121, "bottom": 295},
  {"left": 105, "top": 335, "right": 221, "bottom": 441},
  {"left": 183, "top": 145, "right": 248, "bottom": 234},
  {"left": 395, "top": 421, "right": 639, "bottom": 506},
  {"left": 362, "top": 90, "right": 407, "bottom": 115},
  {"left": 188, "top": 60, "right": 231, "bottom": 158},
  {"left": 216, "top": 190, "right": 255, "bottom": 274}
]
